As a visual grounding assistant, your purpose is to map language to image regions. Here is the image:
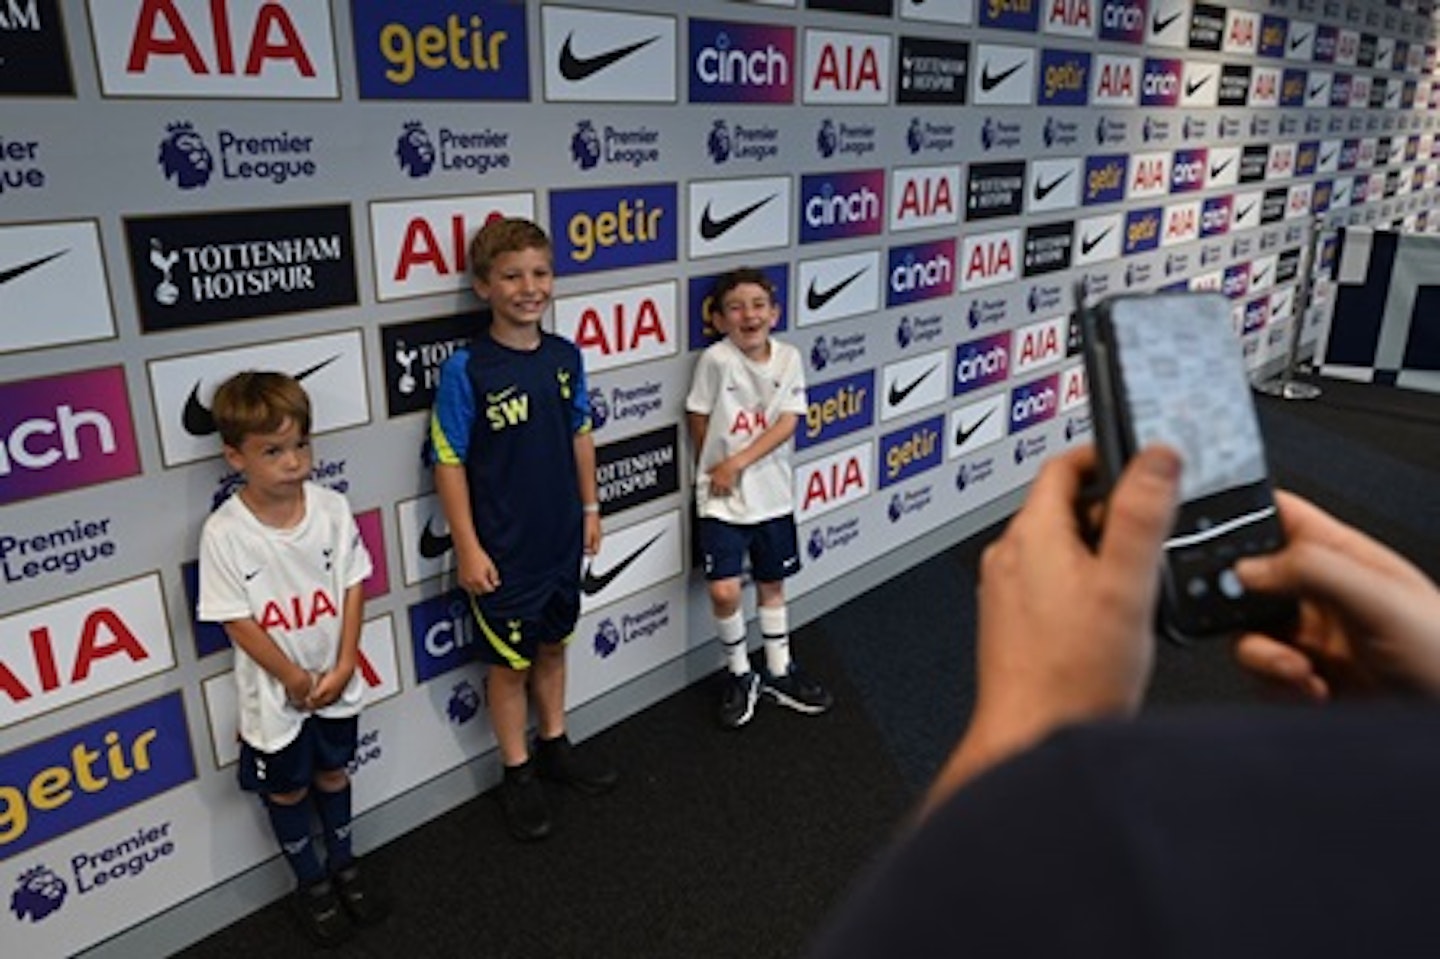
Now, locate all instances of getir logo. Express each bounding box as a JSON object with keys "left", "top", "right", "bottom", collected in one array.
[
  {"left": 1280, "top": 68, "right": 1307, "bottom": 107},
  {"left": 890, "top": 165, "right": 960, "bottom": 231},
  {"left": 0, "top": 692, "right": 194, "bottom": 861},
  {"left": 878, "top": 415, "right": 944, "bottom": 488},
  {"left": 798, "top": 370, "right": 875, "bottom": 451},
  {"left": 886, "top": 239, "right": 956, "bottom": 307},
  {"left": 960, "top": 228, "right": 1020, "bottom": 291},
  {"left": 1009, "top": 373, "right": 1061, "bottom": 432},
  {"left": 1123, "top": 206, "right": 1162, "bottom": 254},
  {"left": 687, "top": 263, "right": 789, "bottom": 349},
  {"left": 980, "top": 0, "right": 1041, "bottom": 32},
  {"left": 1, "top": 575, "right": 173, "bottom": 730},
  {"left": 371, "top": 192, "right": 535, "bottom": 301},
  {"left": 351, "top": 1, "right": 529, "bottom": 100},
  {"left": 553, "top": 280, "right": 678, "bottom": 375},
  {"left": 803, "top": 29, "right": 889, "bottom": 105},
  {"left": 1084, "top": 154, "right": 1127, "bottom": 204},
  {"left": 88, "top": 0, "right": 339, "bottom": 98},
  {"left": 1038, "top": 48, "right": 1091, "bottom": 106},
  {"left": 550, "top": 182, "right": 677, "bottom": 275},
  {"left": 800, "top": 170, "right": 885, "bottom": 243},
  {"left": 795, "top": 440, "right": 872, "bottom": 522},
  {"left": 954, "top": 331, "right": 1012, "bottom": 395},
  {"left": 689, "top": 19, "right": 795, "bottom": 103},
  {"left": 0, "top": 367, "right": 142, "bottom": 508}
]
